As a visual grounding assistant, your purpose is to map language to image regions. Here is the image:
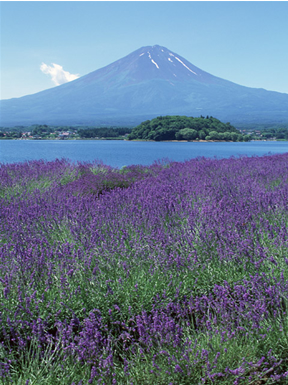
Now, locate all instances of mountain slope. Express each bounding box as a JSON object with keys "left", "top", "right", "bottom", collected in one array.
[{"left": 1, "top": 45, "right": 288, "bottom": 126}]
